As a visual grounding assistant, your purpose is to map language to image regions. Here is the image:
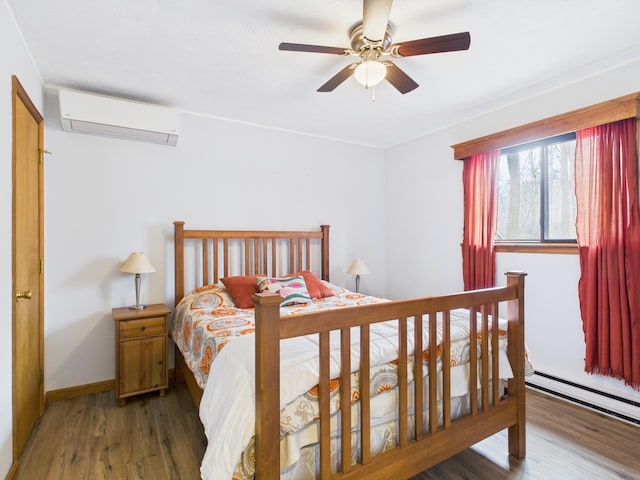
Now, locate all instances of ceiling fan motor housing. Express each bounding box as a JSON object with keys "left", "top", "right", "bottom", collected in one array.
[{"left": 350, "top": 22, "right": 393, "bottom": 53}]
